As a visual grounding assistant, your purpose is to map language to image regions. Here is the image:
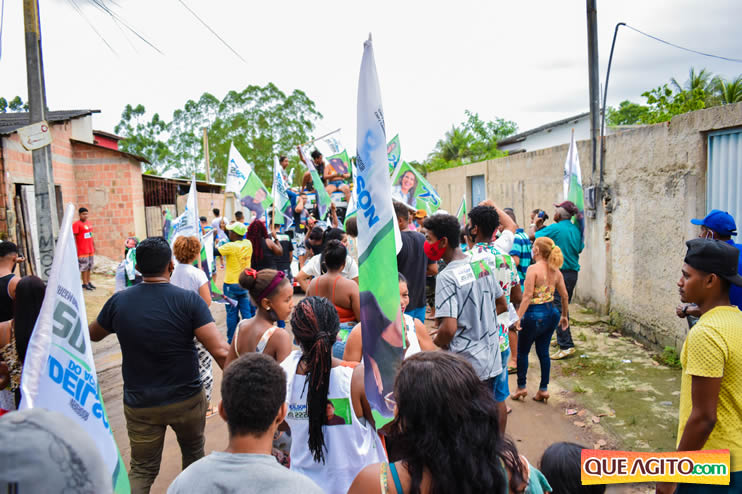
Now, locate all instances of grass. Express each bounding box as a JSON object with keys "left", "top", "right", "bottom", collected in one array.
[
  {"left": 559, "top": 355, "right": 620, "bottom": 378},
  {"left": 576, "top": 332, "right": 588, "bottom": 342},
  {"left": 573, "top": 384, "right": 587, "bottom": 393},
  {"left": 653, "top": 346, "right": 682, "bottom": 369}
]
